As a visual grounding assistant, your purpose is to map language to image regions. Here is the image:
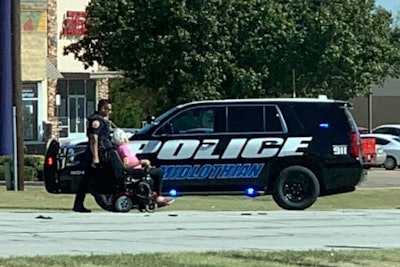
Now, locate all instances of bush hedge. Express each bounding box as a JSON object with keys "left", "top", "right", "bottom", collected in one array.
[{"left": 0, "top": 155, "right": 45, "bottom": 181}]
